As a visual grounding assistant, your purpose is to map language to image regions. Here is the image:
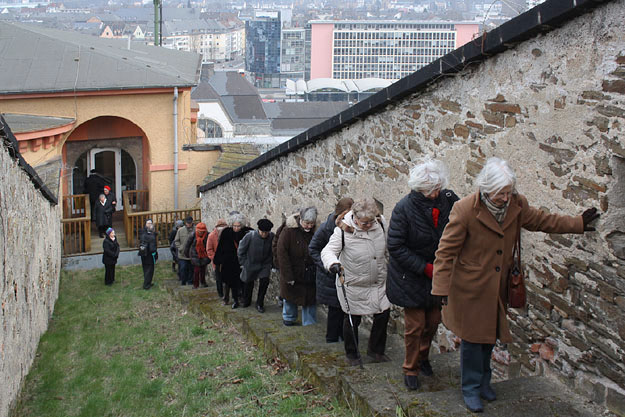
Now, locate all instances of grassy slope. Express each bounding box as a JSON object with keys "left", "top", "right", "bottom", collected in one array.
[{"left": 12, "top": 264, "right": 352, "bottom": 417}]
